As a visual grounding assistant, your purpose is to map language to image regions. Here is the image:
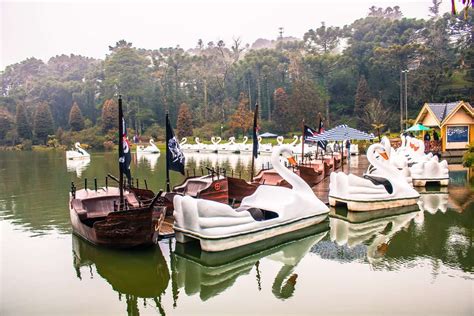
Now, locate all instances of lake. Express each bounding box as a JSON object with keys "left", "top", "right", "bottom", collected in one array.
[{"left": 0, "top": 150, "right": 472, "bottom": 315}]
